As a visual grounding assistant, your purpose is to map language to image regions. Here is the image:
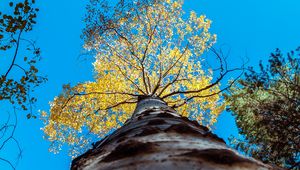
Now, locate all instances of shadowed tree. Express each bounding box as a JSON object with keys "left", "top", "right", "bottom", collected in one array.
[
  {"left": 226, "top": 48, "right": 300, "bottom": 169},
  {"left": 0, "top": 0, "right": 45, "bottom": 114},
  {"left": 42, "top": 0, "right": 276, "bottom": 169},
  {"left": 0, "top": 0, "right": 46, "bottom": 169}
]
